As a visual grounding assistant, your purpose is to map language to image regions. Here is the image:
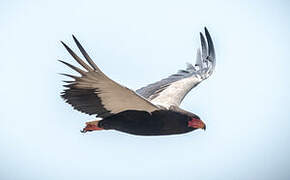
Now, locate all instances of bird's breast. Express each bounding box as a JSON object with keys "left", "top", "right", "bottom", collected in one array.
[{"left": 99, "top": 110, "right": 193, "bottom": 136}]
